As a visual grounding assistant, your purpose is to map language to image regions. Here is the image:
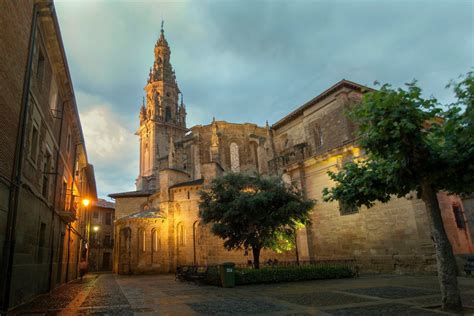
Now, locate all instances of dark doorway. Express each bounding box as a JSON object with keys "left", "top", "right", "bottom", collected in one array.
[{"left": 102, "top": 252, "right": 111, "bottom": 270}]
